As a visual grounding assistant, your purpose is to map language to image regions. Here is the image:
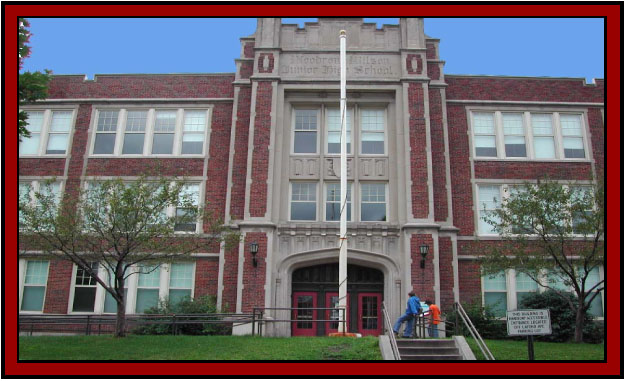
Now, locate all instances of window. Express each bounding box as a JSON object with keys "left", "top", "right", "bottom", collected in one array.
[
  {"left": 531, "top": 113, "right": 556, "bottom": 159},
  {"left": 361, "top": 183, "right": 386, "bottom": 221},
  {"left": 103, "top": 265, "right": 129, "bottom": 314},
  {"left": 290, "top": 183, "right": 317, "bottom": 221},
  {"left": 473, "top": 112, "right": 497, "bottom": 157},
  {"left": 122, "top": 110, "right": 147, "bottom": 155},
  {"left": 293, "top": 109, "right": 318, "bottom": 154},
  {"left": 570, "top": 186, "right": 593, "bottom": 234},
  {"left": 168, "top": 263, "right": 194, "bottom": 305},
  {"left": 21, "top": 260, "right": 49, "bottom": 312},
  {"left": 182, "top": 110, "right": 206, "bottom": 154},
  {"left": 360, "top": 109, "right": 385, "bottom": 154},
  {"left": 477, "top": 185, "right": 501, "bottom": 235},
  {"left": 19, "top": 109, "right": 74, "bottom": 156},
  {"left": 560, "top": 114, "right": 585, "bottom": 158},
  {"left": 326, "top": 108, "right": 352, "bottom": 154},
  {"left": 72, "top": 262, "right": 99, "bottom": 312},
  {"left": 19, "top": 180, "right": 63, "bottom": 227},
  {"left": 515, "top": 271, "right": 538, "bottom": 308},
  {"left": 152, "top": 110, "right": 177, "bottom": 154},
  {"left": 582, "top": 267, "right": 603, "bottom": 317},
  {"left": 19, "top": 111, "right": 44, "bottom": 155},
  {"left": 136, "top": 265, "right": 161, "bottom": 313},
  {"left": 502, "top": 113, "right": 526, "bottom": 157},
  {"left": 325, "top": 183, "right": 352, "bottom": 221},
  {"left": 93, "top": 110, "right": 119, "bottom": 154},
  {"left": 18, "top": 182, "right": 32, "bottom": 227},
  {"left": 175, "top": 184, "right": 200, "bottom": 232},
  {"left": 483, "top": 272, "right": 507, "bottom": 317}
]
